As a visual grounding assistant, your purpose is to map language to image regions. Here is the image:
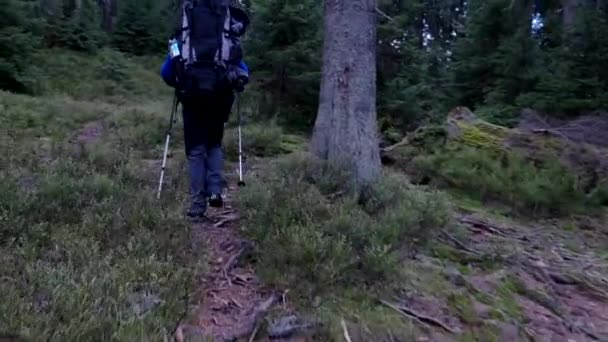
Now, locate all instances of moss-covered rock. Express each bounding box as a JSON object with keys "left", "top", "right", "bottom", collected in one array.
[{"left": 382, "top": 106, "right": 608, "bottom": 214}]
